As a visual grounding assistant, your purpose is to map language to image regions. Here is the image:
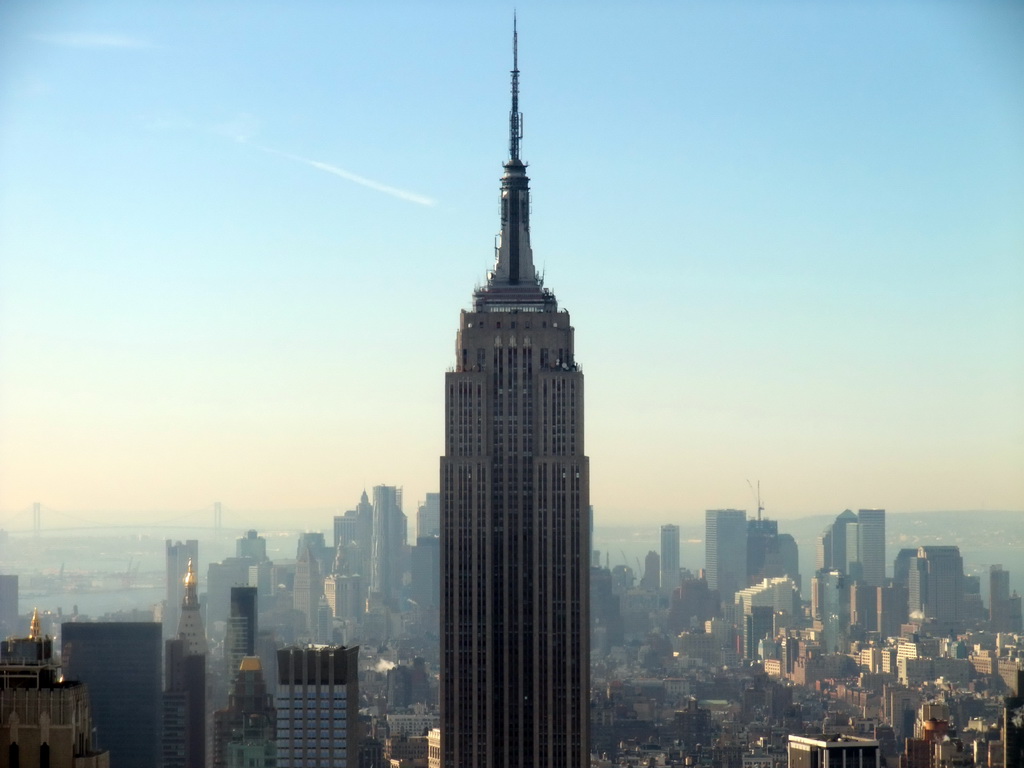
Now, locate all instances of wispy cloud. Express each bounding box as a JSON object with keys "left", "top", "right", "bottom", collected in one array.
[
  {"left": 32, "top": 33, "right": 152, "bottom": 50},
  {"left": 301, "top": 157, "right": 437, "bottom": 207},
  {"left": 244, "top": 139, "right": 437, "bottom": 208},
  {"left": 214, "top": 114, "right": 261, "bottom": 144}
]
